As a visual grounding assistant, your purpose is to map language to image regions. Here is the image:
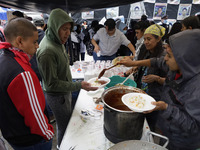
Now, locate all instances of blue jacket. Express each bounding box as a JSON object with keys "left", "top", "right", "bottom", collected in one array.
[{"left": 151, "top": 29, "right": 200, "bottom": 149}]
